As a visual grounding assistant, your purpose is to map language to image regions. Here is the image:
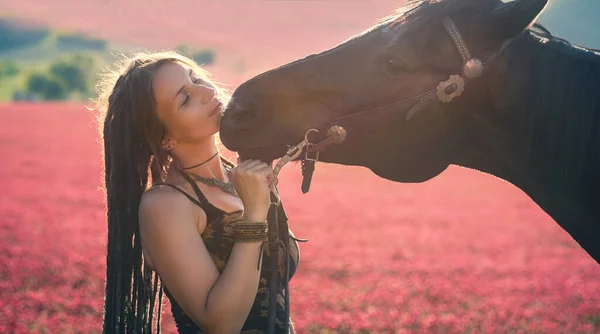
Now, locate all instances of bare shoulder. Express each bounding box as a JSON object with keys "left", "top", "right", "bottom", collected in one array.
[
  {"left": 137, "top": 185, "right": 222, "bottom": 329},
  {"left": 139, "top": 184, "right": 207, "bottom": 233}
]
